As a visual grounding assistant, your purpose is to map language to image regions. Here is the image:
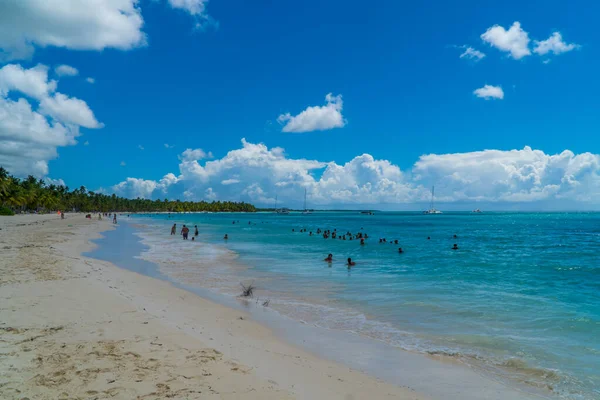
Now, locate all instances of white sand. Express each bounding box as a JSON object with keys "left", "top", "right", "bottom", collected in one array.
[{"left": 0, "top": 214, "right": 430, "bottom": 400}]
